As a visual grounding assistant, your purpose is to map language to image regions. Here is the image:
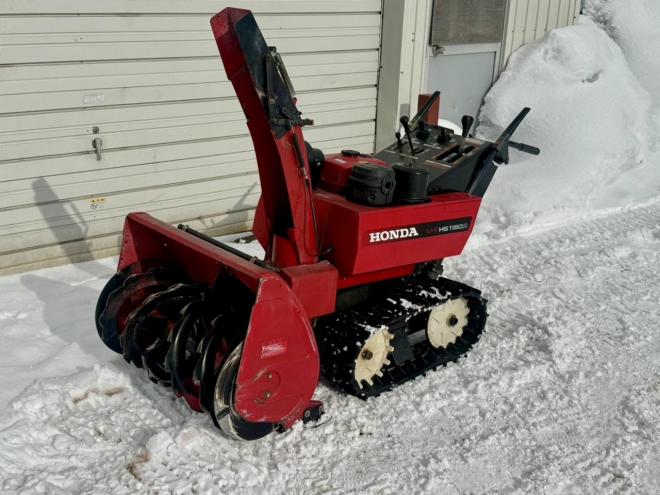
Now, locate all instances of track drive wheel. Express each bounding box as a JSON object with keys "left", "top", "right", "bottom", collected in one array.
[
  {"left": 212, "top": 344, "right": 274, "bottom": 441},
  {"left": 354, "top": 328, "right": 394, "bottom": 389},
  {"left": 426, "top": 297, "right": 470, "bottom": 349}
]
